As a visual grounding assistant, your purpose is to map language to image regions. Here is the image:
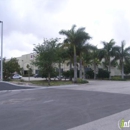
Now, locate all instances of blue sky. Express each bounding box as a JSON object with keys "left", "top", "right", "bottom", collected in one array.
[{"left": 0, "top": 0, "right": 130, "bottom": 58}]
